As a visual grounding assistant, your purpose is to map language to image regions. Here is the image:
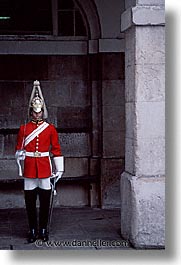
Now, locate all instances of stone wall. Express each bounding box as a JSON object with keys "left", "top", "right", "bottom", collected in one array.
[
  {"left": 120, "top": 0, "right": 165, "bottom": 248},
  {"left": 0, "top": 53, "right": 125, "bottom": 208},
  {"left": 101, "top": 53, "right": 125, "bottom": 208}
]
